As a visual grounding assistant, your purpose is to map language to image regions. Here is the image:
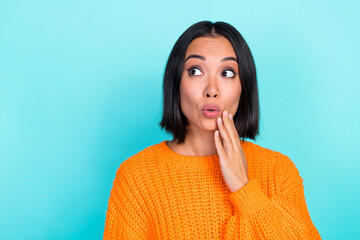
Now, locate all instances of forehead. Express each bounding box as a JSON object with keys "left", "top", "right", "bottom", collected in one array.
[{"left": 185, "top": 36, "right": 236, "bottom": 59}]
